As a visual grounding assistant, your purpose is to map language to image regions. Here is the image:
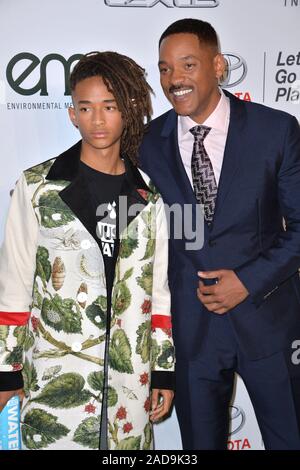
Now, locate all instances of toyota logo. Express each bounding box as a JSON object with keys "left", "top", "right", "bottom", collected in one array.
[
  {"left": 221, "top": 53, "right": 247, "bottom": 88},
  {"left": 229, "top": 405, "right": 246, "bottom": 435}
]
